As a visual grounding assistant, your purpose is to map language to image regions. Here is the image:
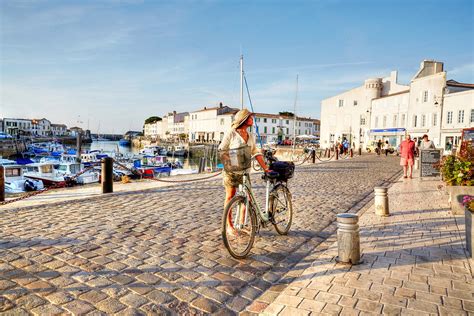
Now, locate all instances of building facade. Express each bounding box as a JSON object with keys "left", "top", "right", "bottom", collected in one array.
[
  {"left": 189, "top": 104, "right": 238, "bottom": 142},
  {"left": 51, "top": 124, "right": 68, "bottom": 136},
  {"left": 320, "top": 60, "right": 474, "bottom": 151},
  {"left": 254, "top": 113, "right": 320, "bottom": 144}
]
